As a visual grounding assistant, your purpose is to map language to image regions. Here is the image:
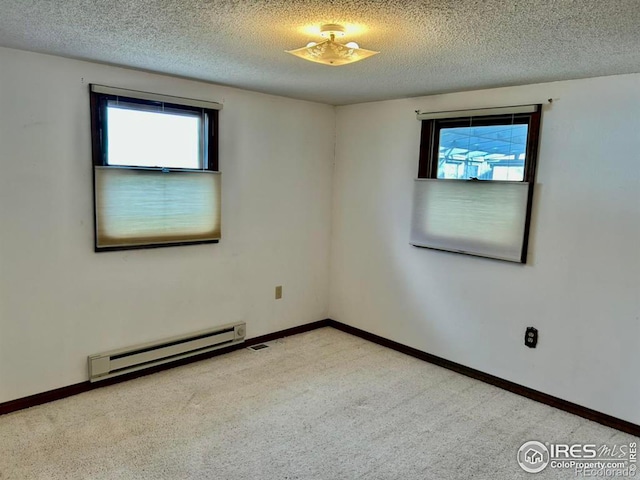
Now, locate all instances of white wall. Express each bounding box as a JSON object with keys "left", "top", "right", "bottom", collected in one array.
[
  {"left": 0, "top": 47, "right": 335, "bottom": 403},
  {"left": 2, "top": 47, "right": 638, "bottom": 427},
  {"left": 330, "top": 75, "right": 640, "bottom": 424}
]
